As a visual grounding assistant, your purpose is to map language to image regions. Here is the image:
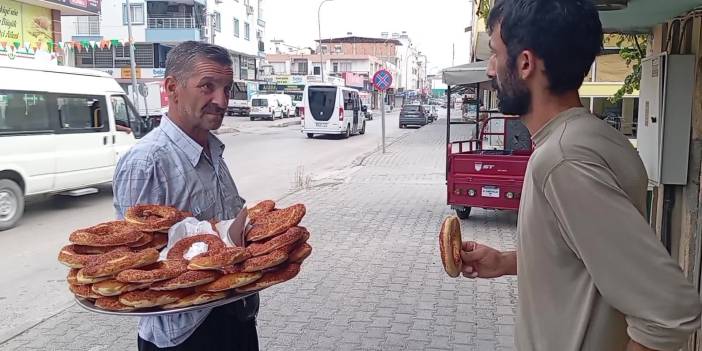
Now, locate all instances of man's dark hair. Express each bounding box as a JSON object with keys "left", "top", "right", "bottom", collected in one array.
[
  {"left": 488, "top": 0, "right": 603, "bottom": 94},
  {"left": 164, "top": 41, "right": 233, "bottom": 84}
]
